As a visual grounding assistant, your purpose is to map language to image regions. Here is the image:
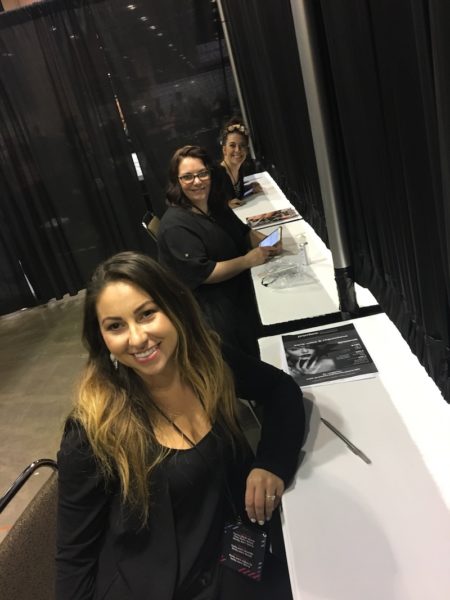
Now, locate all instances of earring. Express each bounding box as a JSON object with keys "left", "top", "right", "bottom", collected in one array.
[{"left": 110, "top": 353, "right": 118, "bottom": 370}]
